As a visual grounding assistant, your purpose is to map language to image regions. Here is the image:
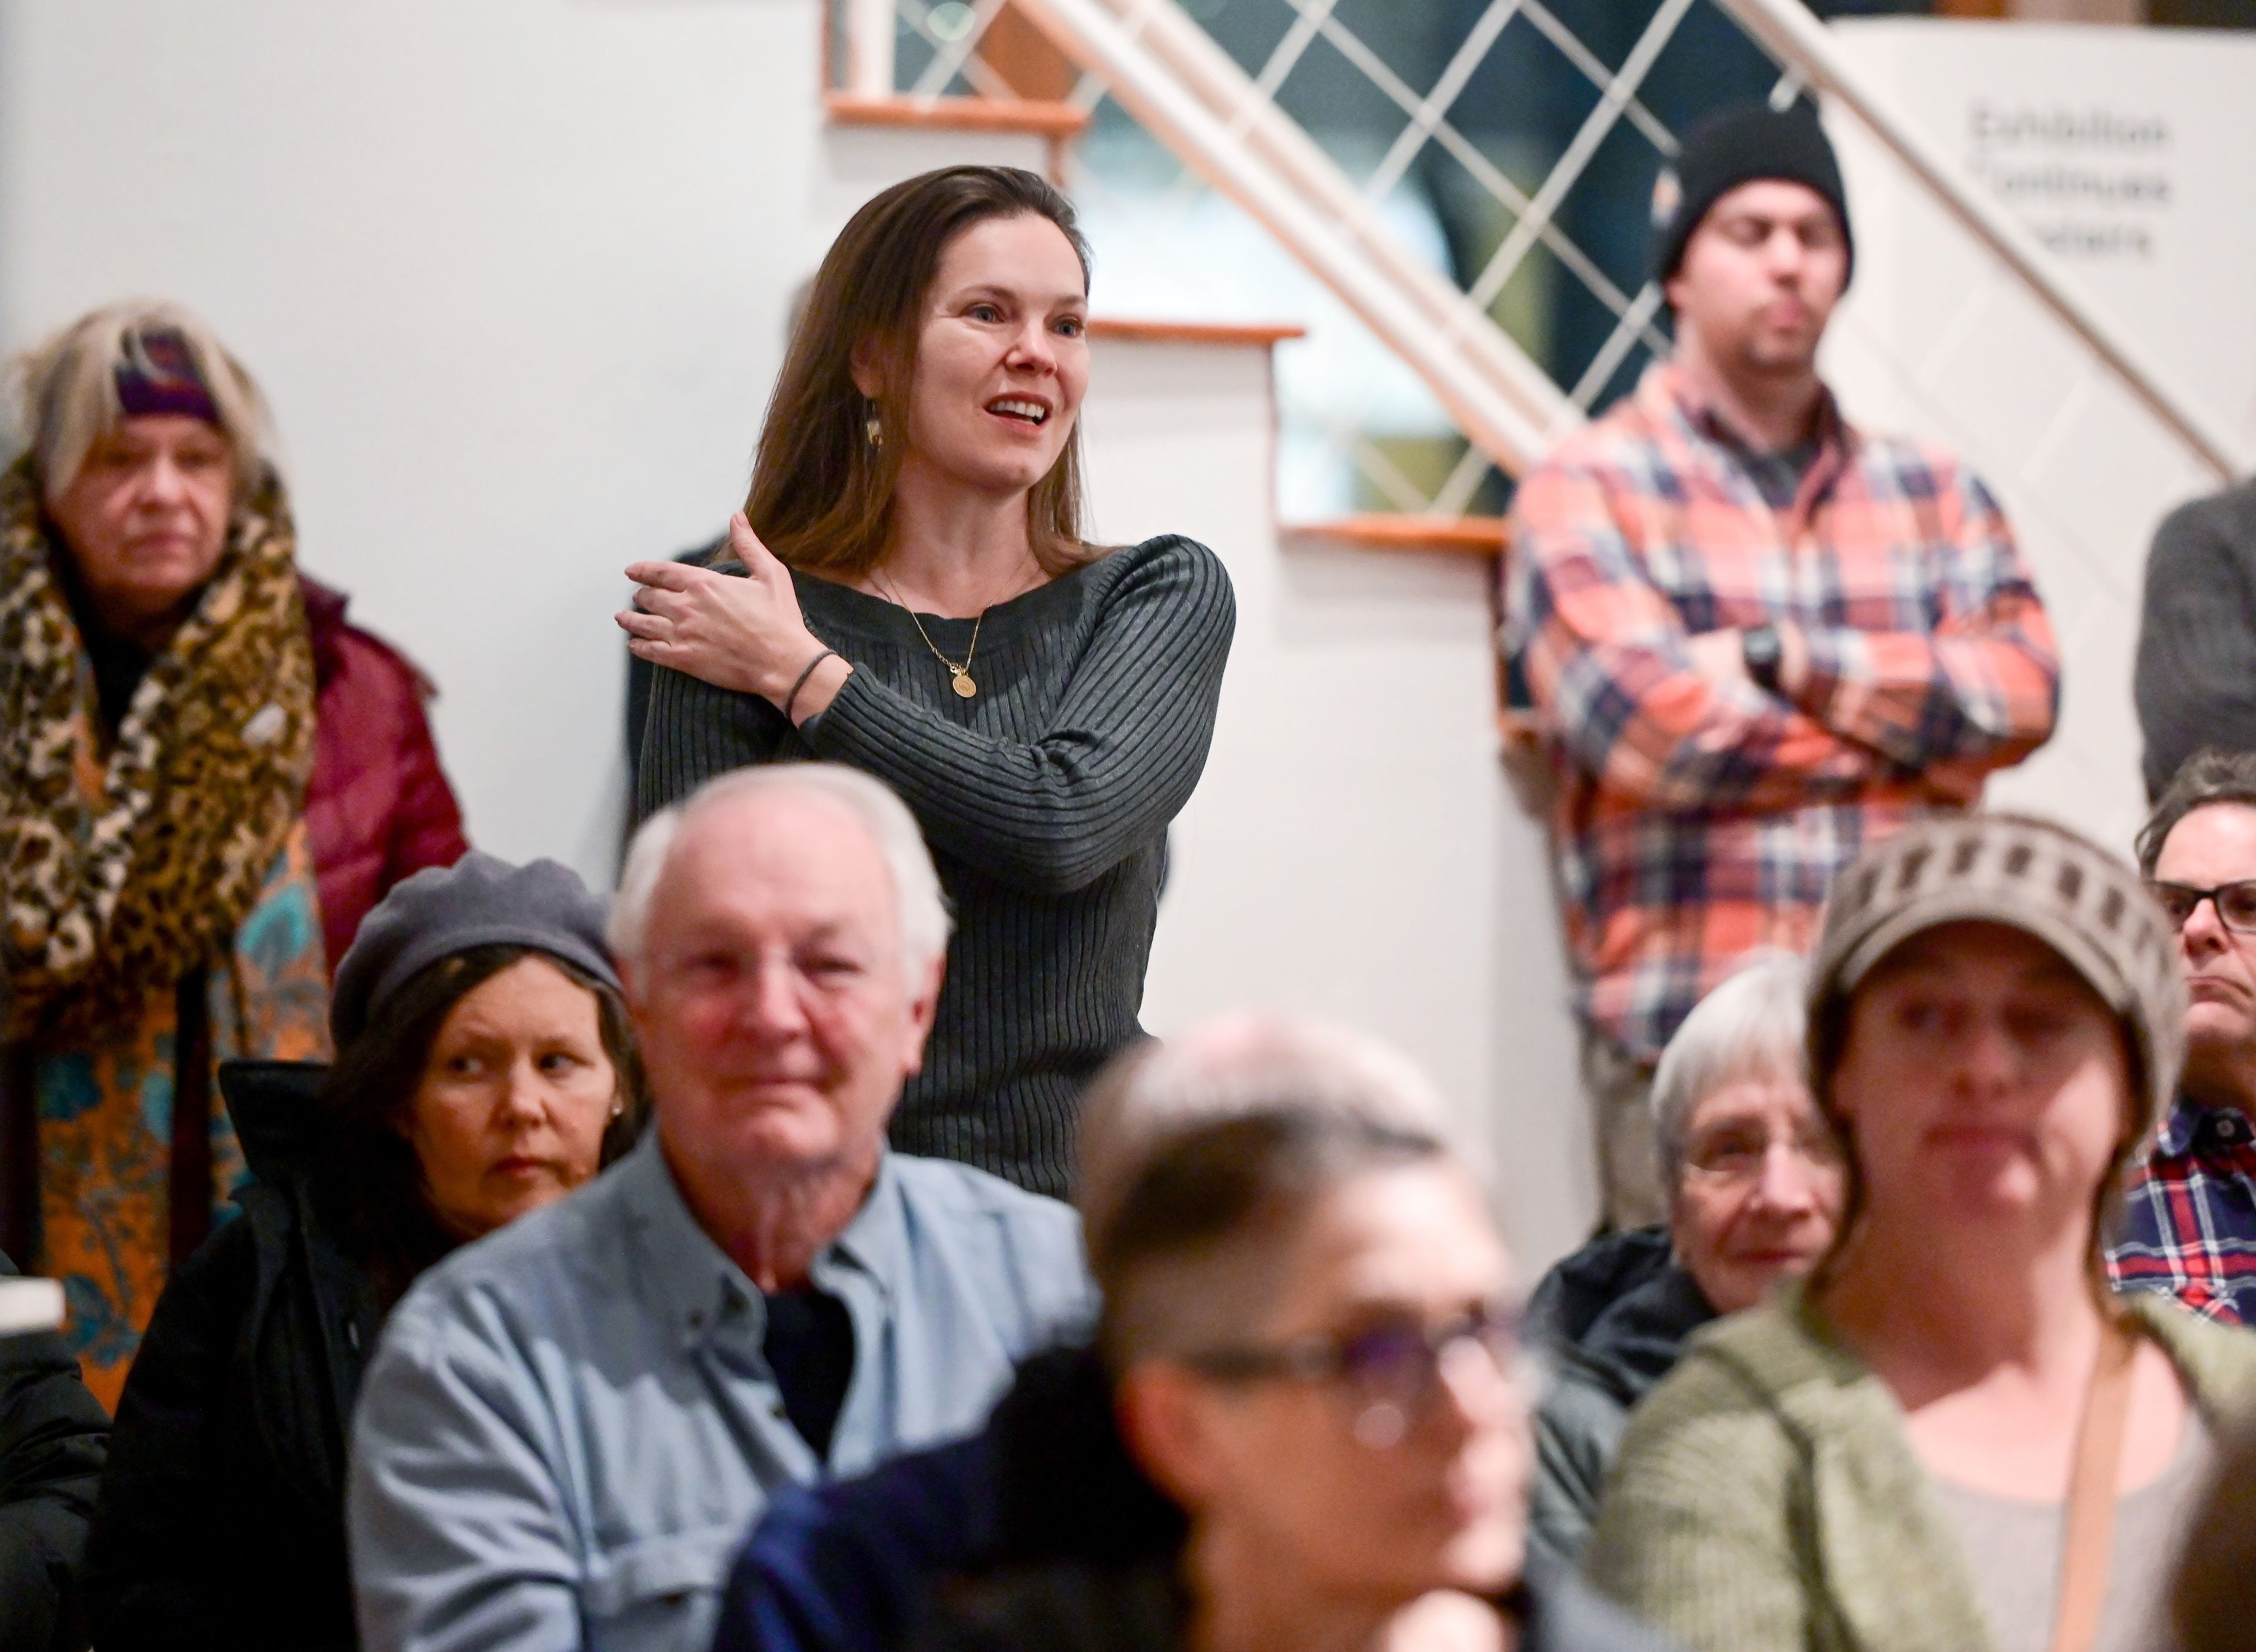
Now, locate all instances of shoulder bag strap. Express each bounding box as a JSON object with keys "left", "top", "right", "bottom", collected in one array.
[{"left": 2049, "top": 1322, "right": 2139, "bottom": 1652}]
